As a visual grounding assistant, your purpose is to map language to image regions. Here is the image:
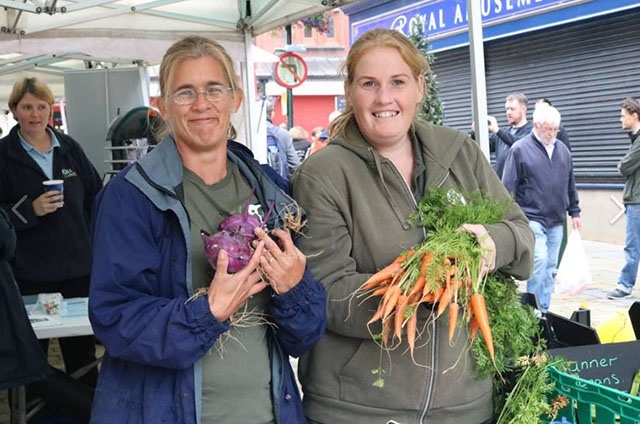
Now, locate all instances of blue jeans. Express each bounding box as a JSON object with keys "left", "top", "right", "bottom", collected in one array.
[
  {"left": 527, "top": 221, "right": 563, "bottom": 313},
  {"left": 618, "top": 204, "right": 640, "bottom": 292}
]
